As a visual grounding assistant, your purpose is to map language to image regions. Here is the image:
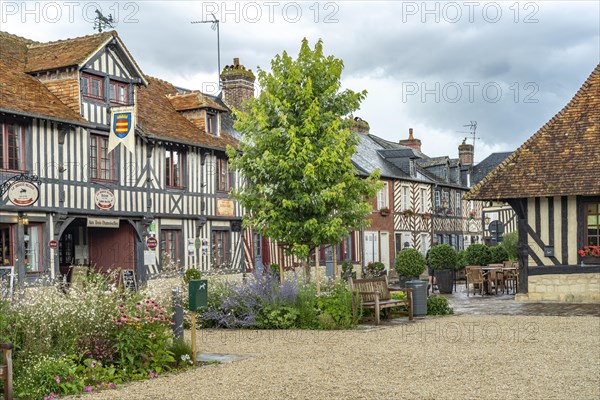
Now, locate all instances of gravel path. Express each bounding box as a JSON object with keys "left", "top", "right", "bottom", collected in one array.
[{"left": 74, "top": 315, "right": 600, "bottom": 400}]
